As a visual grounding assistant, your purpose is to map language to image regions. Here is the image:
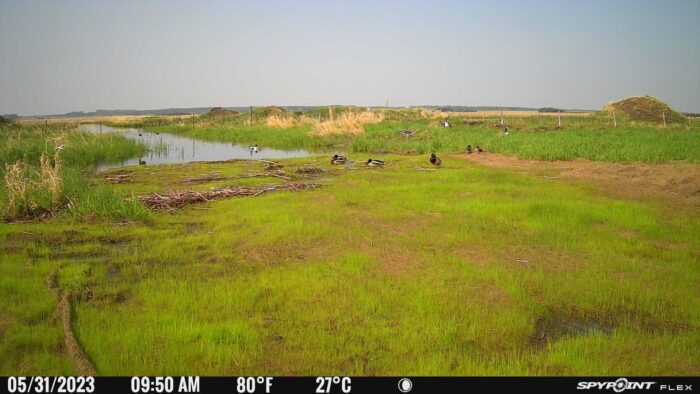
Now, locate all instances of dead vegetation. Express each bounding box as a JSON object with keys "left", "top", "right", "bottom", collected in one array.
[
  {"left": 265, "top": 115, "right": 308, "bottom": 128},
  {"left": 139, "top": 183, "right": 320, "bottom": 211},
  {"left": 313, "top": 109, "right": 384, "bottom": 135},
  {"left": 3, "top": 148, "right": 64, "bottom": 220}
]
